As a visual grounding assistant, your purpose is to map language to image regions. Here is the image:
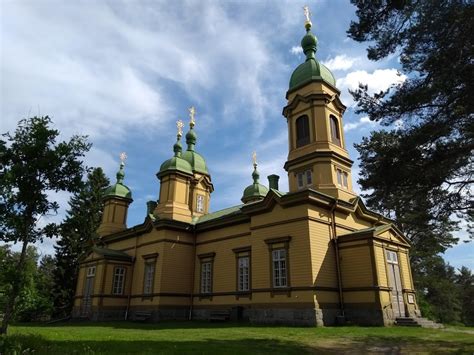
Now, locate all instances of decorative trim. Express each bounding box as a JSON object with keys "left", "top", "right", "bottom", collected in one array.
[
  {"left": 264, "top": 236, "right": 292, "bottom": 245},
  {"left": 197, "top": 252, "right": 216, "bottom": 259},
  {"left": 142, "top": 253, "right": 159, "bottom": 259}
]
